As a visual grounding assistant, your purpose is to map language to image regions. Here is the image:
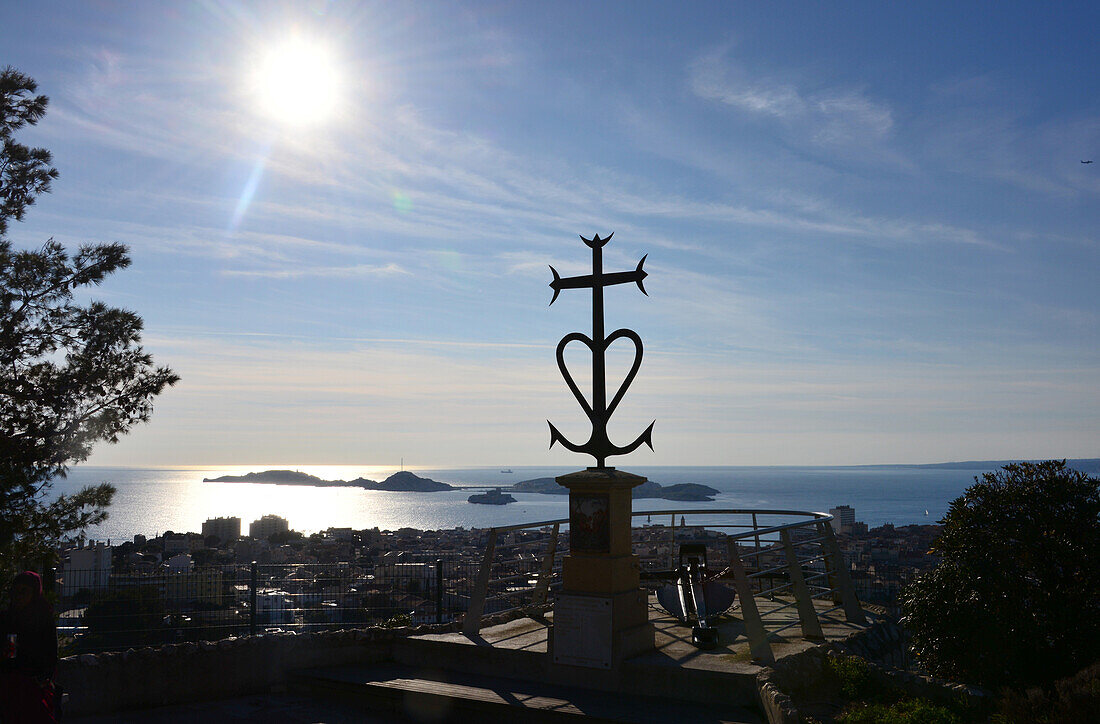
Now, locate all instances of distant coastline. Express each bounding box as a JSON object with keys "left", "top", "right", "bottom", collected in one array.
[
  {"left": 200, "top": 469, "right": 722, "bottom": 501},
  {"left": 508, "top": 477, "right": 721, "bottom": 501},
  {"left": 204, "top": 469, "right": 453, "bottom": 492},
  {"left": 58, "top": 459, "right": 1100, "bottom": 541}
]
